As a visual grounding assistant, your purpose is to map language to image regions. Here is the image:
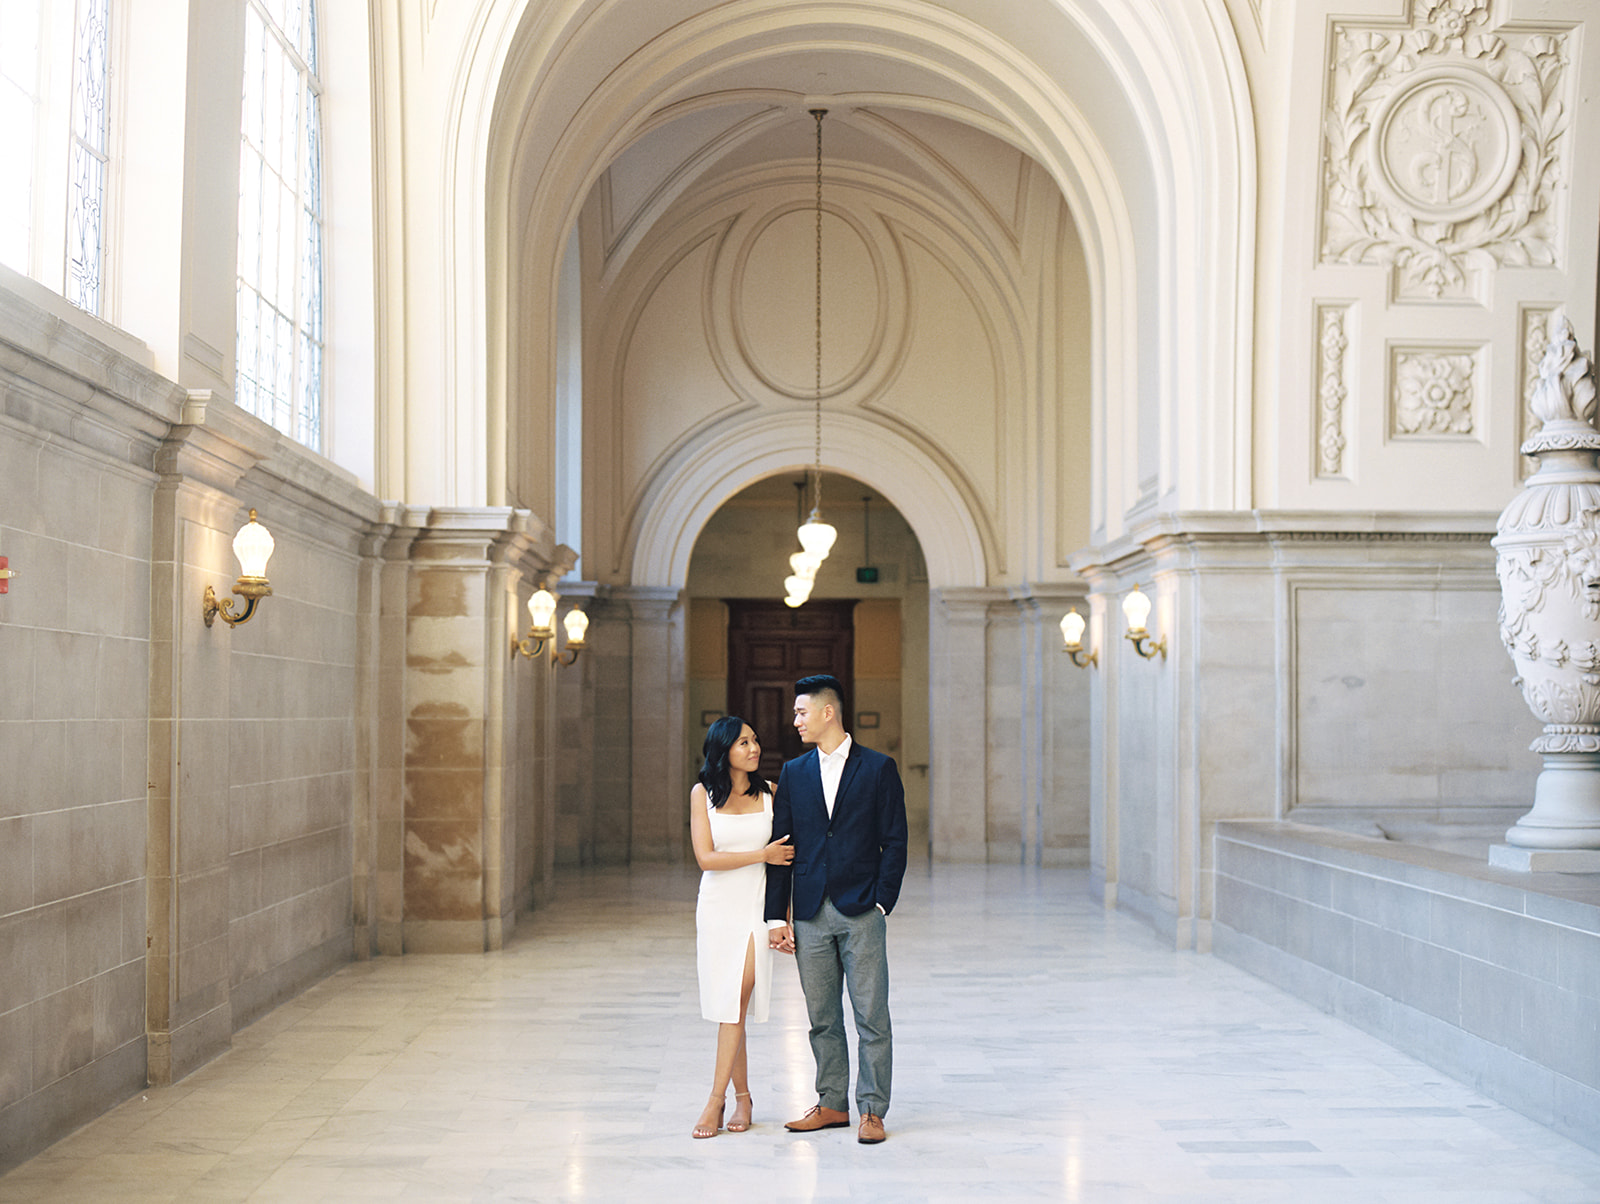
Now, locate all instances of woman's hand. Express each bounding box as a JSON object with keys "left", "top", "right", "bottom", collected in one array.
[{"left": 763, "top": 835, "right": 795, "bottom": 865}]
